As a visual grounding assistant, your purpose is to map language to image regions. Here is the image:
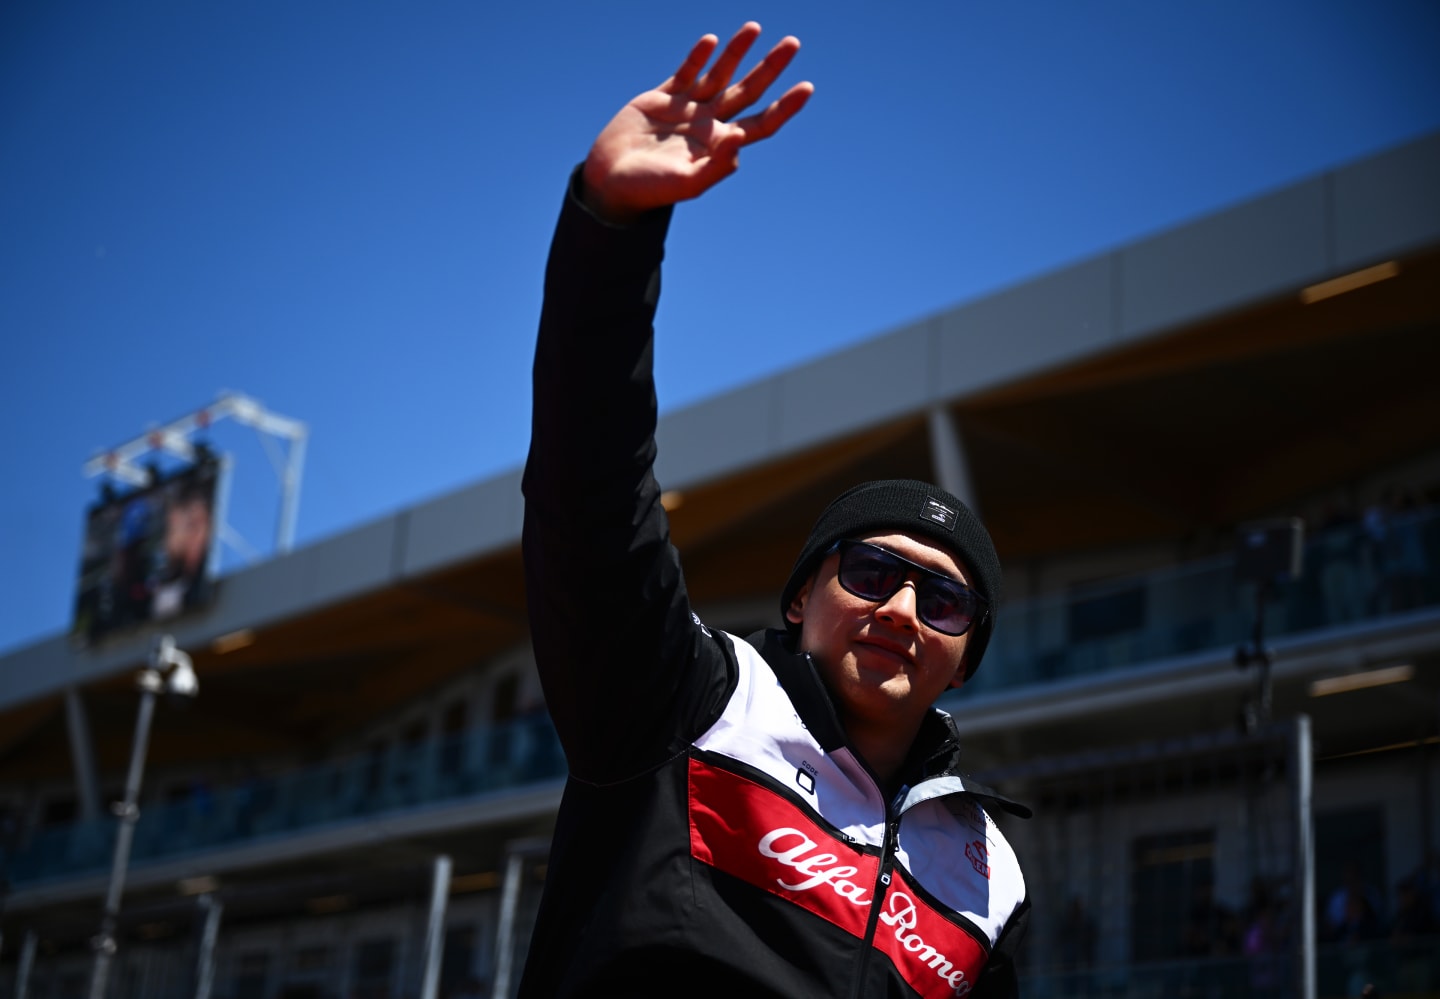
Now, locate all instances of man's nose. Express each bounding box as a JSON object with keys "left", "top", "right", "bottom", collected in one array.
[{"left": 875, "top": 580, "right": 921, "bottom": 631}]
